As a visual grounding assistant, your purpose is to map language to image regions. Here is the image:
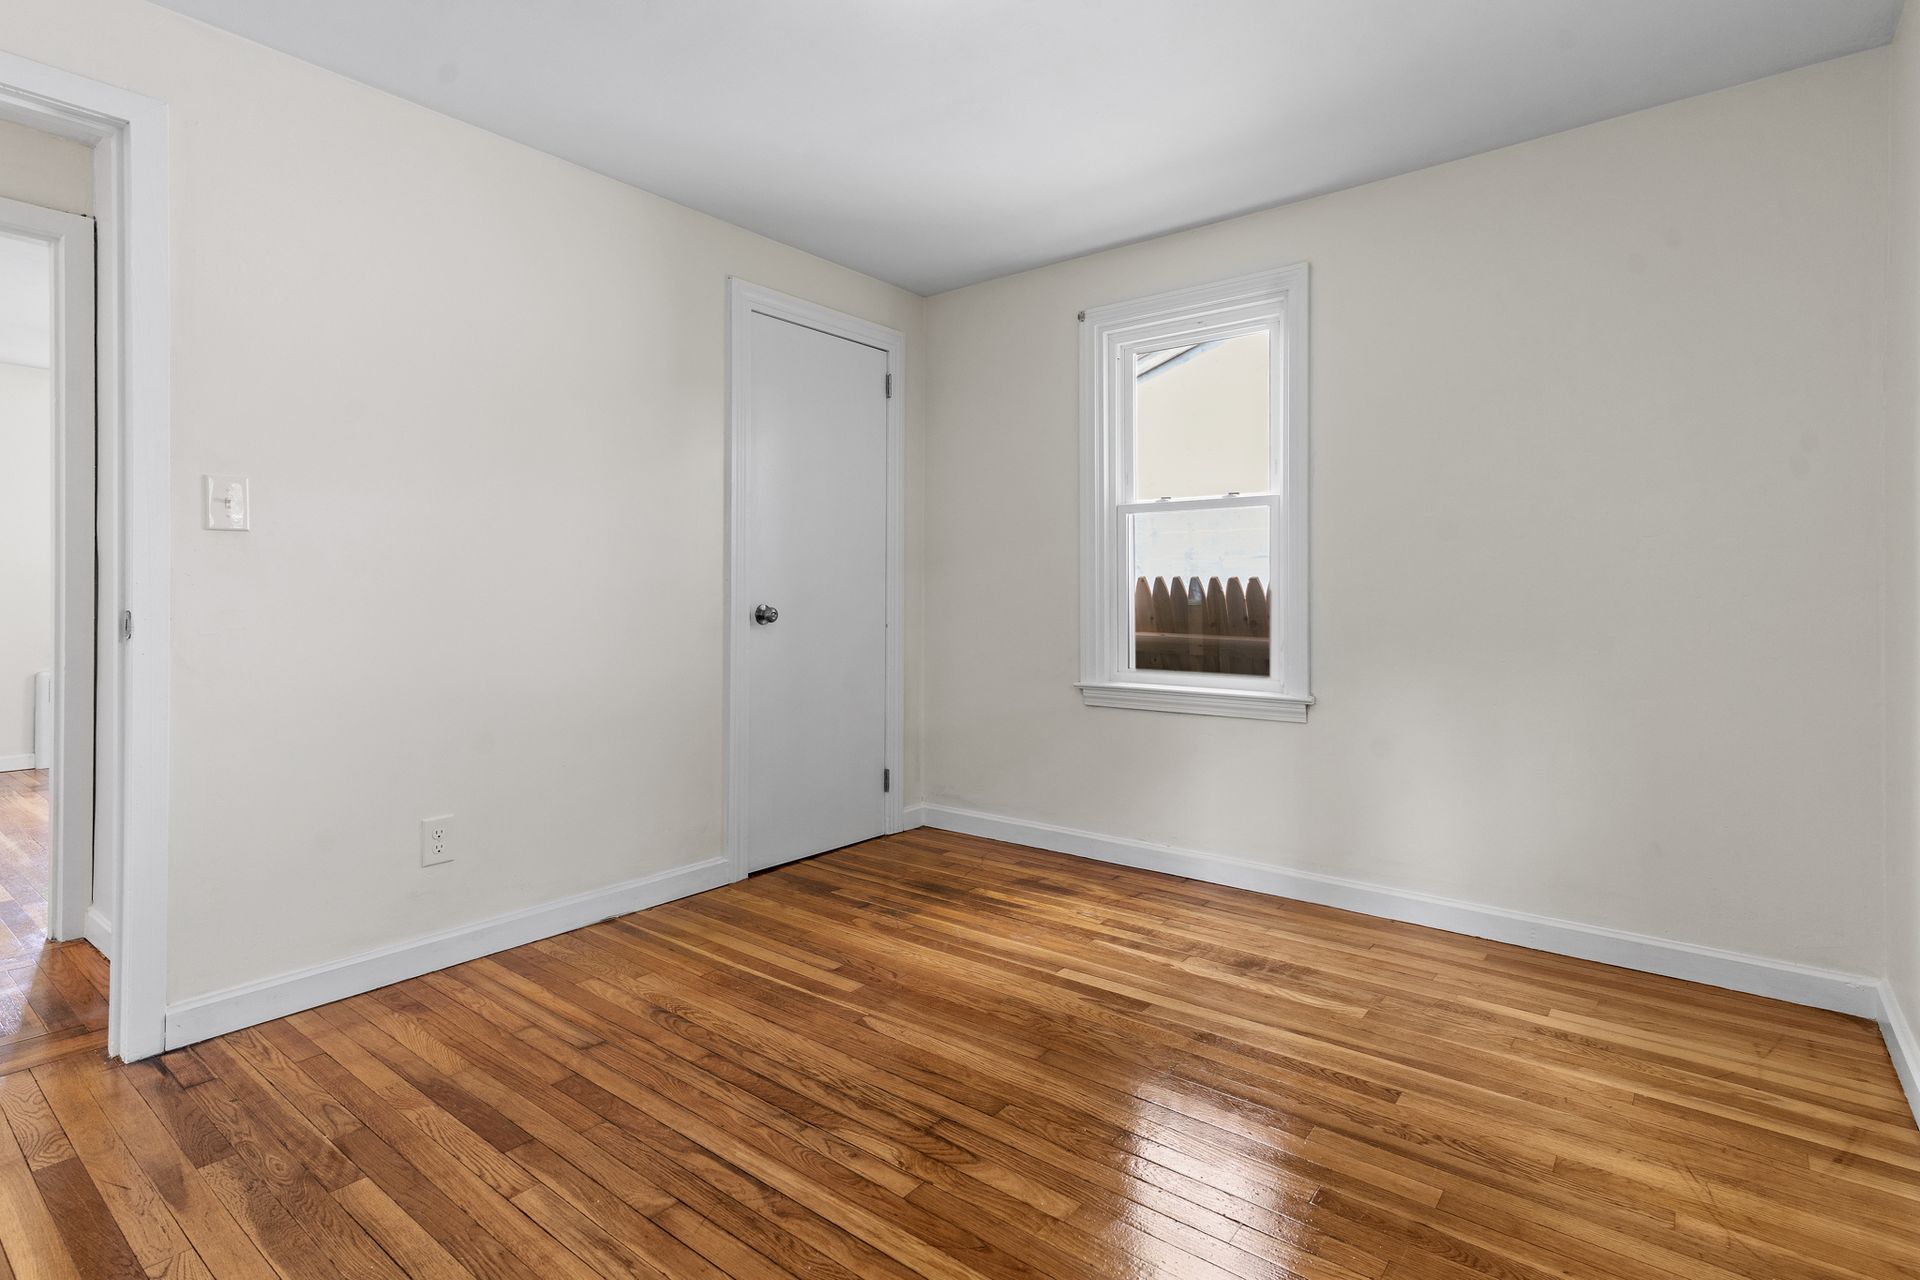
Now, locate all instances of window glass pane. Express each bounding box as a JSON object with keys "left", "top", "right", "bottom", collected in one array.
[
  {"left": 1129, "top": 504, "right": 1271, "bottom": 676},
  {"left": 1133, "top": 330, "right": 1270, "bottom": 500}
]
